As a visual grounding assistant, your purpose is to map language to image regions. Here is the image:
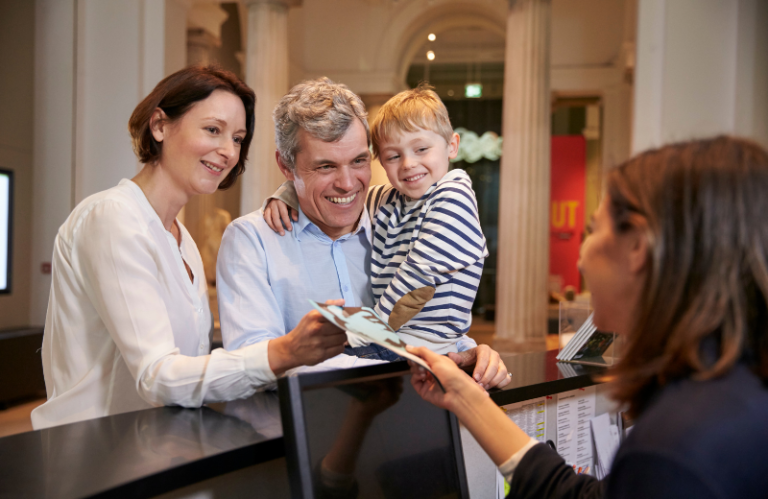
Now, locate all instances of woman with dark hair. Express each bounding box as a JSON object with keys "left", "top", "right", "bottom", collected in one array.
[
  {"left": 407, "top": 136, "right": 768, "bottom": 498},
  {"left": 32, "top": 66, "right": 346, "bottom": 429}
]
